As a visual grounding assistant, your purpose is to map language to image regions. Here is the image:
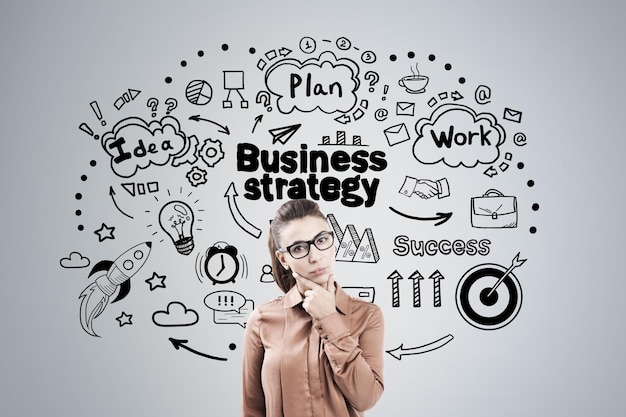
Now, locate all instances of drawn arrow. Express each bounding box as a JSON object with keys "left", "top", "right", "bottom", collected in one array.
[
  {"left": 334, "top": 113, "right": 351, "bottom": 124},
  {"left": 451, "top": 90, "right": 464, "bottom": 101},
  {"left": 387, "top": 270, "right": 403, "bottom": 308},
  {"left": 429, "top": 270, "right": 444, "bottom": 307},
  {"left": 386, "top": 334, "right": 454, "bottom": 360},
  {"left": 388, "top": 206, "right": 452, "bottom": 226},
  {"left": 189, "top": 115, "right": 230, "bottom": 135},
  {"left": 224, "top": 183, "right": 262, "bottom": 239},
  {"left": 408, "top": 270, "right": 424, "bottom": 308},
  {"left": 252, "top": 114, "right": 263, "bottom": 133},
  {"left": 483, "top": 166, "right": 498, "bottom": 177},
  {"left": 486, "top": 252, "right": 526, "bottom": 298},
  {"left": 109, "top": 186, "right": 133, "bottom": 219},
  {"left": 168, "top": 338, "right": 227, "bottom": 361}
]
